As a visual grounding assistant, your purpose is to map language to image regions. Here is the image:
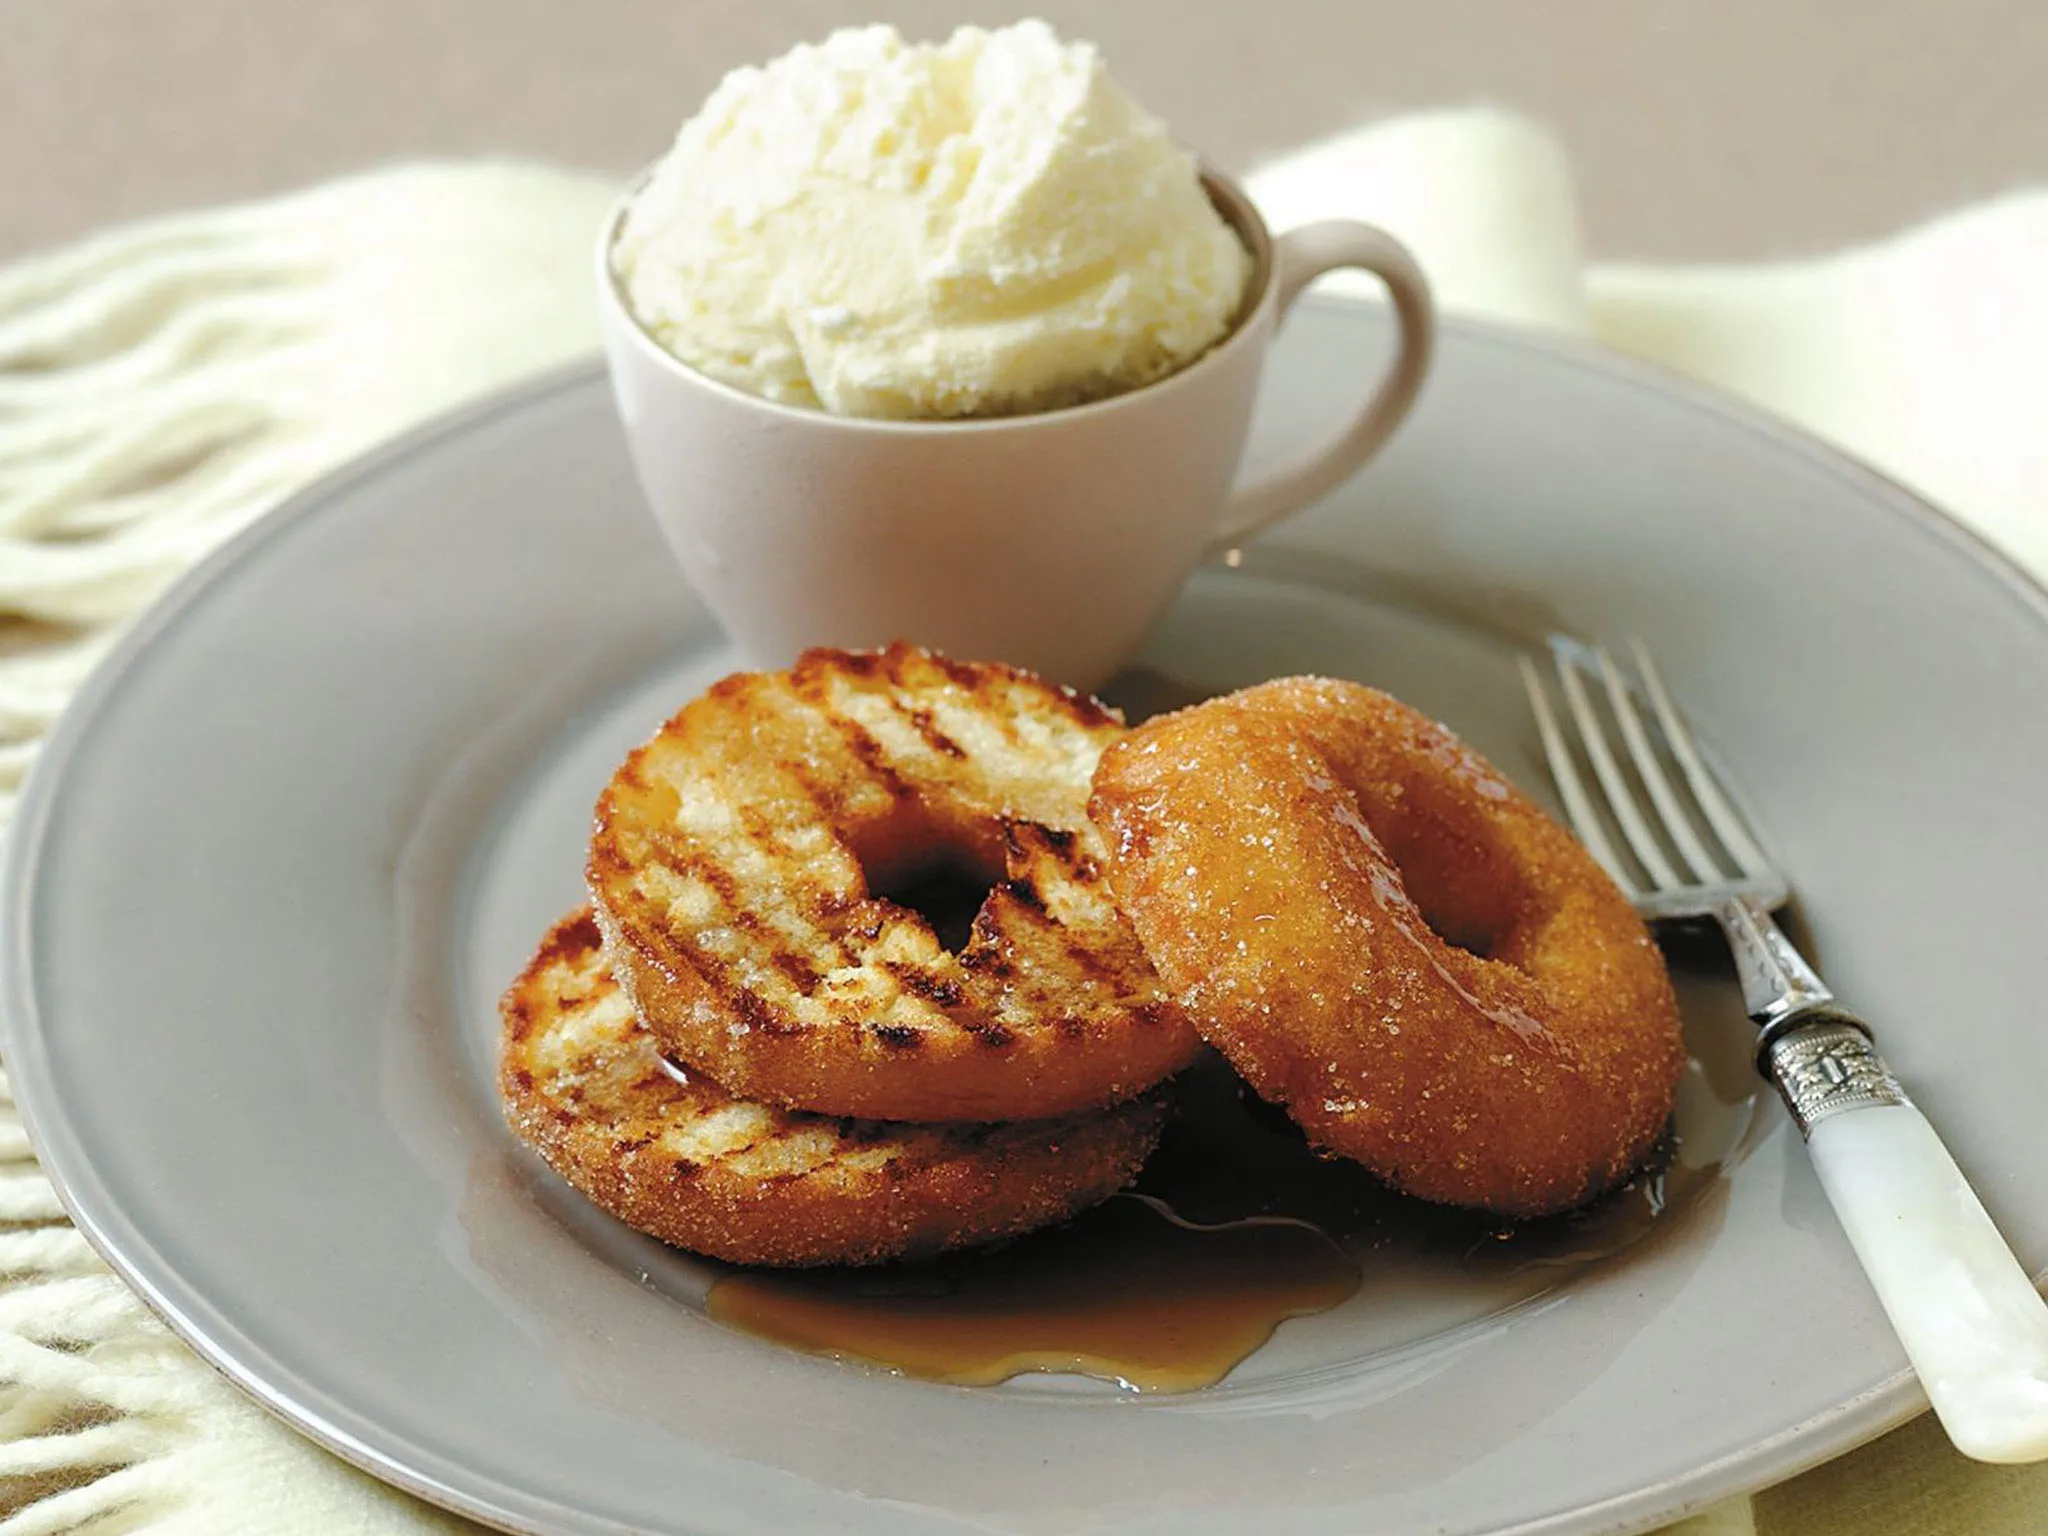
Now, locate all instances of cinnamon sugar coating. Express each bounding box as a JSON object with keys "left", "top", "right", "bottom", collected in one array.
[{"left": 1089, "top": 677, "right": 1684, "bottom": 1218}]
